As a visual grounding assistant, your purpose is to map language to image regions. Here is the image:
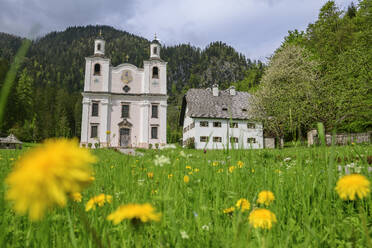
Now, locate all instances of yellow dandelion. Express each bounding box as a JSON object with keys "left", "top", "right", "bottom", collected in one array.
[
  {"left": 193, "top": 168, "right": 200, "bottom": 173},
  {"left": 147, "top": 172, "right": 154, "bottom": 179},
  {"left": 186, "top": 165, "right": 192, "bottom": 170},
  {"left": 223, "top": 207, "right": 235, "bottom": 214},
  {"left": 217, "top": 168, "right": 224, "bottom": 173},
  {"left": 188, "top": 171, "right": 193, "bottom": 175},
  {"left": 335, "top": 174, "right": 370, "bottom": 200},
  {"left": 107, "top": 203, "right": 161, "bottom": 224},
  {"left": 5, "top": 138, "right": 96, "bottom": 221},
  {"left": 89, "top": 176, "right": 95, "bottom": 182},
  {"left": 70, "top": 192, "right": 82, "bottom": 202},
  {"left": 168, "top": 174, "right": 173, "bottom": 179},
  {"left": 251, "top": 168, "right": 255, "bottom": 173},
  {"left": 85, "top": 194, "right": 113, "bottom": 211},
  {"left": 9, "top": 158, "right": 15, "bottom": 161},
  {"left": 212, "top": 161, "right": 219, "bottom": 166},
  {"left": 236, "top": 198, "right": 250, "bottom": 212},
  {"left": 237, "top": 161, "right": 244, "bottom": 168},
  {"left": 184, "top": 175, "right": 190, "bottom": 183},
  {"left": 228, "top": 166, "right": 236, "bottom": 173},
  {"left": 249, "top": 208, "right": 277, "bottom": 229},
  {"left": 257, "top": 190, "right": 275, "bottom": 206}
]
